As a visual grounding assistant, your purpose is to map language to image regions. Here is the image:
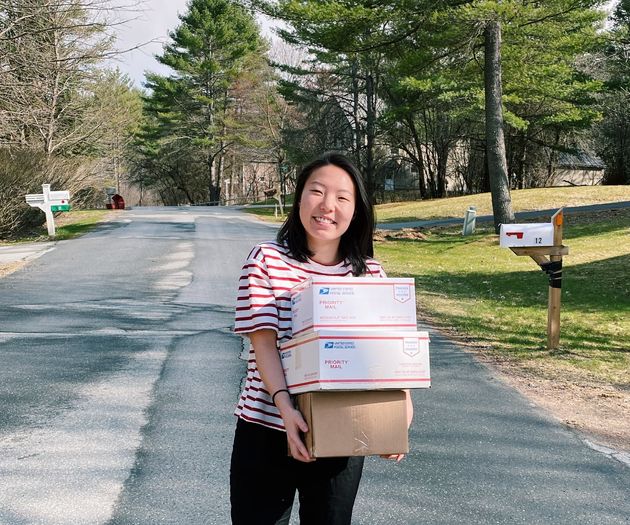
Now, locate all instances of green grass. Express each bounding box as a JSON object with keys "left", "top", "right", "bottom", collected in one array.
[
  {"left": 244, "top": 186, "right": 630, "bottom": 225},
  {"left": 0, "top": 209, "right": 111, "bottom": 244},
  {"left": 242, "top": 195, "right": 294, "bottom": 222},
  {"left": 376, "top": 185, "right": 630, "bottom": 223},
  {"left": 242, "top": 186, "right": 630, "bottom": 386},
  {"left": 243, "top": 204, "right": 288, "bottom": 222},
  {"left": 375, "top": 208, "right": 630, "bottom": 387}
]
